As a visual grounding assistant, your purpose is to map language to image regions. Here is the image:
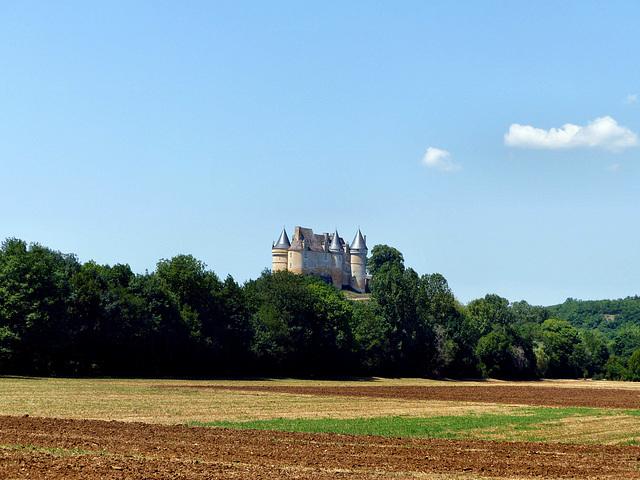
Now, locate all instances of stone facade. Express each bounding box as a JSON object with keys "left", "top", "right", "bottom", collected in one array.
[{"left": 272, "top": 226, "right": 368, "bottom": 293}]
